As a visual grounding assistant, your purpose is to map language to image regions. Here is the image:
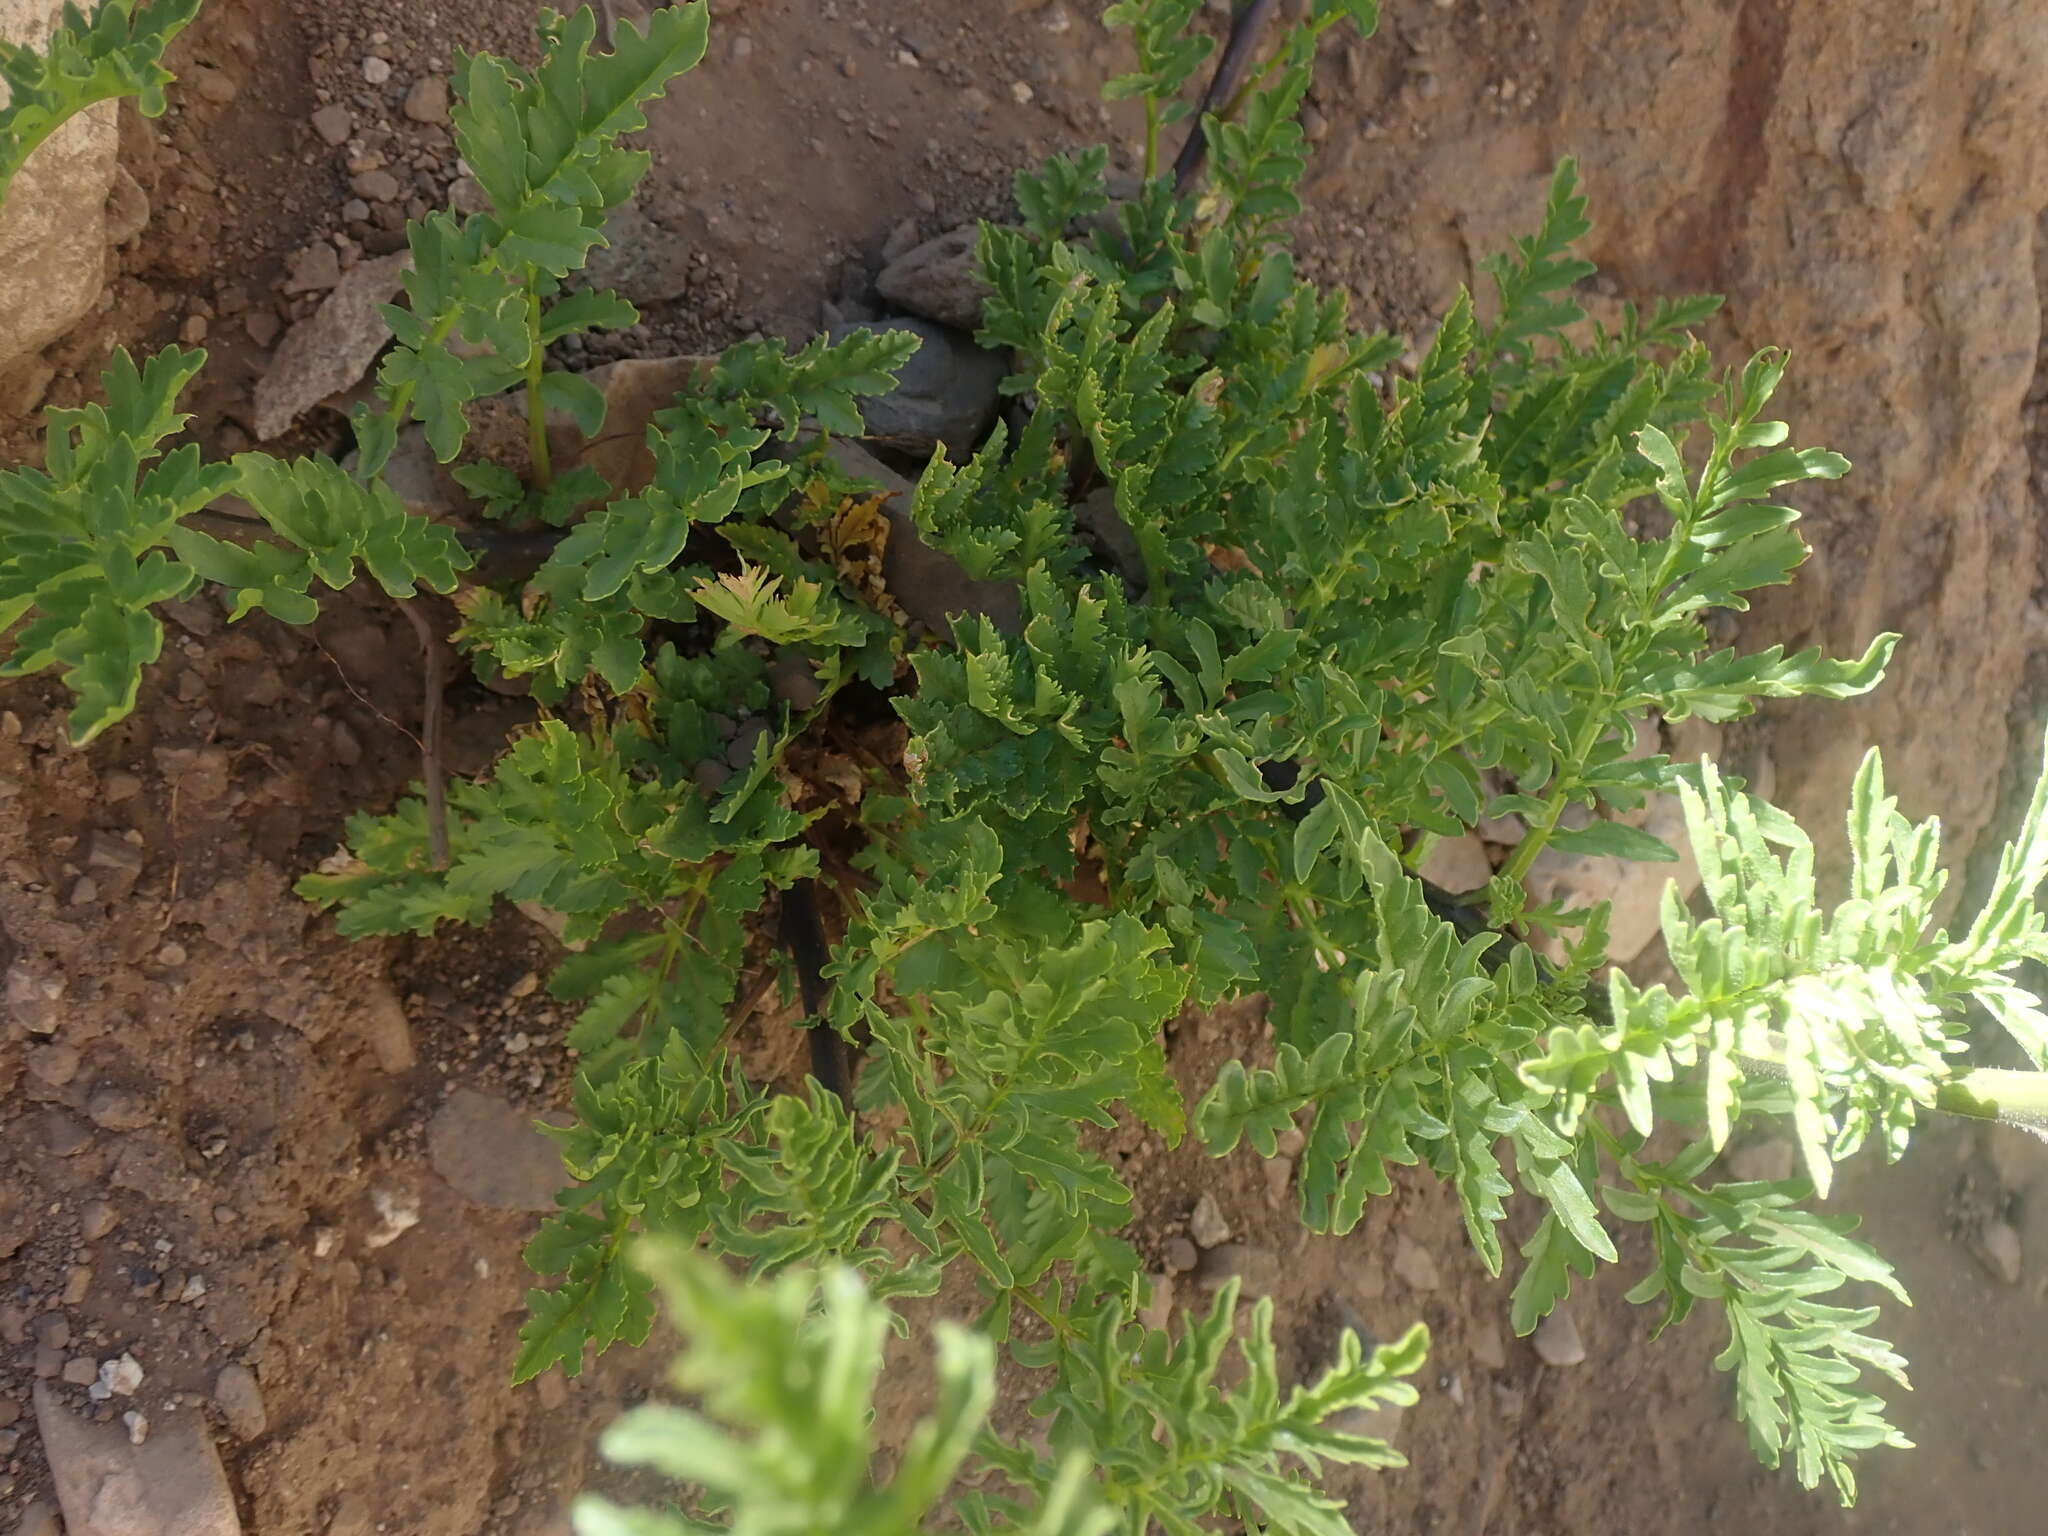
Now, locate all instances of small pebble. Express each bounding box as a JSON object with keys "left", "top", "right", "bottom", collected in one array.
[
  {"left": 191, "top": 65, "right": 238, "bottom": 104},
  {"left": 350, "top": 169, "right": 403, "bottom": 204},
  {"left": 1391, "top": 1235, "right": 1441, "bottom": 1293},
  {"left": 730, "top": 35, "right": 754, "bottom": 60},
  {"left": 403, "top": 75, "right": 451, "bottom": 124},
  {"left": 1140, "top": 1272, "right": 1175, "bottom": 1332},
  {"left": 214, "top": 1362, "right": 269, "bottom": 1439},
  {"left": 768, "top": 656, "right": 822, "bottom": 711},
  {"left": 103, "top": 1354, "right": 145, "bottom": 1396},
  {"left": 1162, "top": 1236, "right": 1199, "bottom": 1274},
  {"left": 1009, "top": 79, "right": 1034, "bottom": 105},
  {"left": 124, "top": 1410, "right": 149, "bottom": 1445},
  {"left": 61, "top": 1356, "right": 99, "bottom": 1386},
  {"left": 87, "top": 1084, "right": 151, "bottom": 1131},
  {"left": 1974, "top": 1219, "right": 2023, "bottom": 1287},
  {"left": 310, "top": 103, "right": 353, "bottom": 144},
  {"left": 724, "top": 718, "right": 771, "bottom": 770},
  {"left": 28, "top": 1042, "right": 80, "bottom": 1086},
  {"left": 363, "top": 56, "right": 392, "bottom": 85},
  {"left": 1262, "top": 1155, "right": 1295, "bottom": 1207},
  {"left": 1532, "top": 1308, "right": 1587, "bottom": 1367},
  {"left": 1189, "top": 1192, "right": 1232, "bottom": 1249},
  {"left": 81, "top": 1200, "right": 118, "bottom": 1240}
]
